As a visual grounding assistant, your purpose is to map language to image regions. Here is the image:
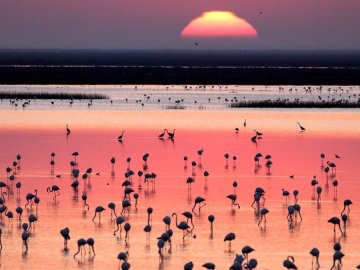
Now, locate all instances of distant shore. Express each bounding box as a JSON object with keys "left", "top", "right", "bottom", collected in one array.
[{"left": 0, "top": 50, "right": 359, "bottom": 85}]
